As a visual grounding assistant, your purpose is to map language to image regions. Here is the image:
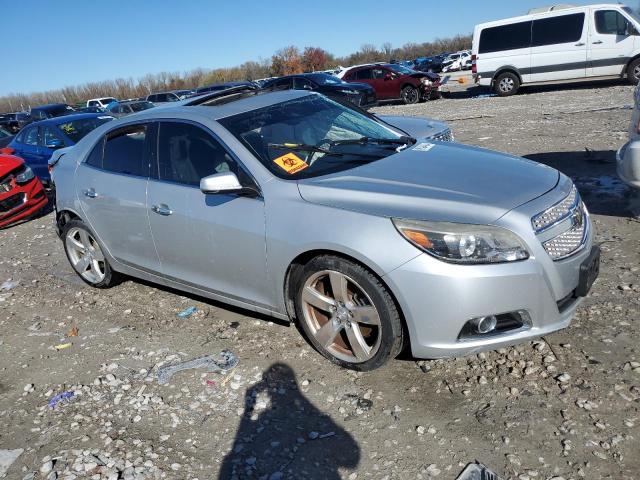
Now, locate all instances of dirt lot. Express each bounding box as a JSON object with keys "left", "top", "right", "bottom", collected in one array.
[{"left": 1, "top": 81, "right": 639, "bottom": 480}]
